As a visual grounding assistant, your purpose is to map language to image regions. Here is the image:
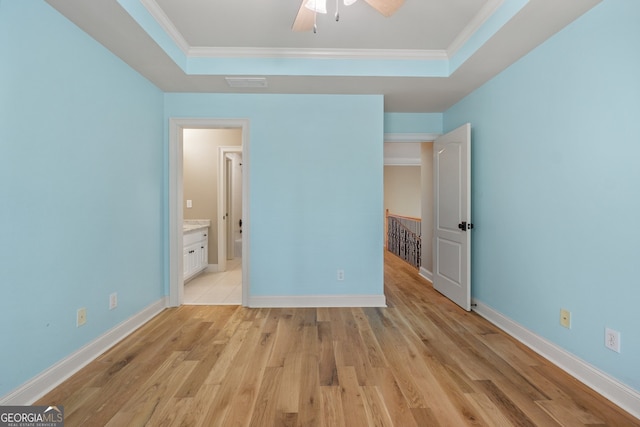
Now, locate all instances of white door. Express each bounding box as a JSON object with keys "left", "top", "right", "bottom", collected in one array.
[{"left": 433, "top": 123, "right": 471, "bottom": 311}]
